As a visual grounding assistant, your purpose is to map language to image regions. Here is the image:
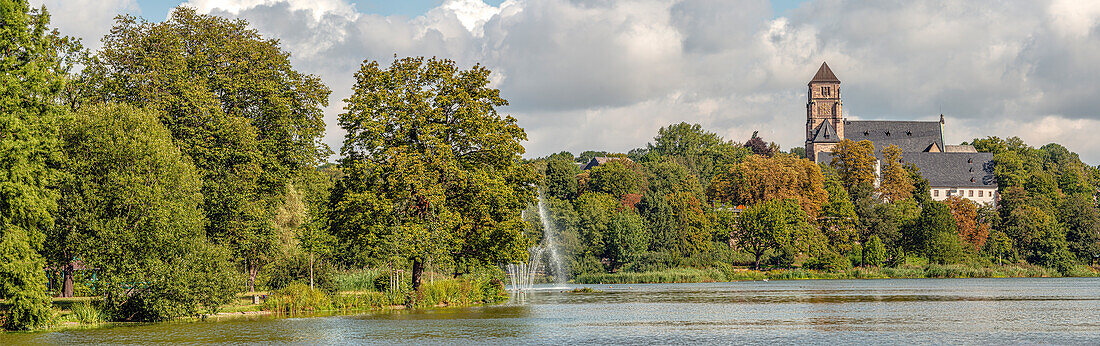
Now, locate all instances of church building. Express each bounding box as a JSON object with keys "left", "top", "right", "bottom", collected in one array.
[{"left": 804, "top": 62, "right": 998, "bottom": 205}]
